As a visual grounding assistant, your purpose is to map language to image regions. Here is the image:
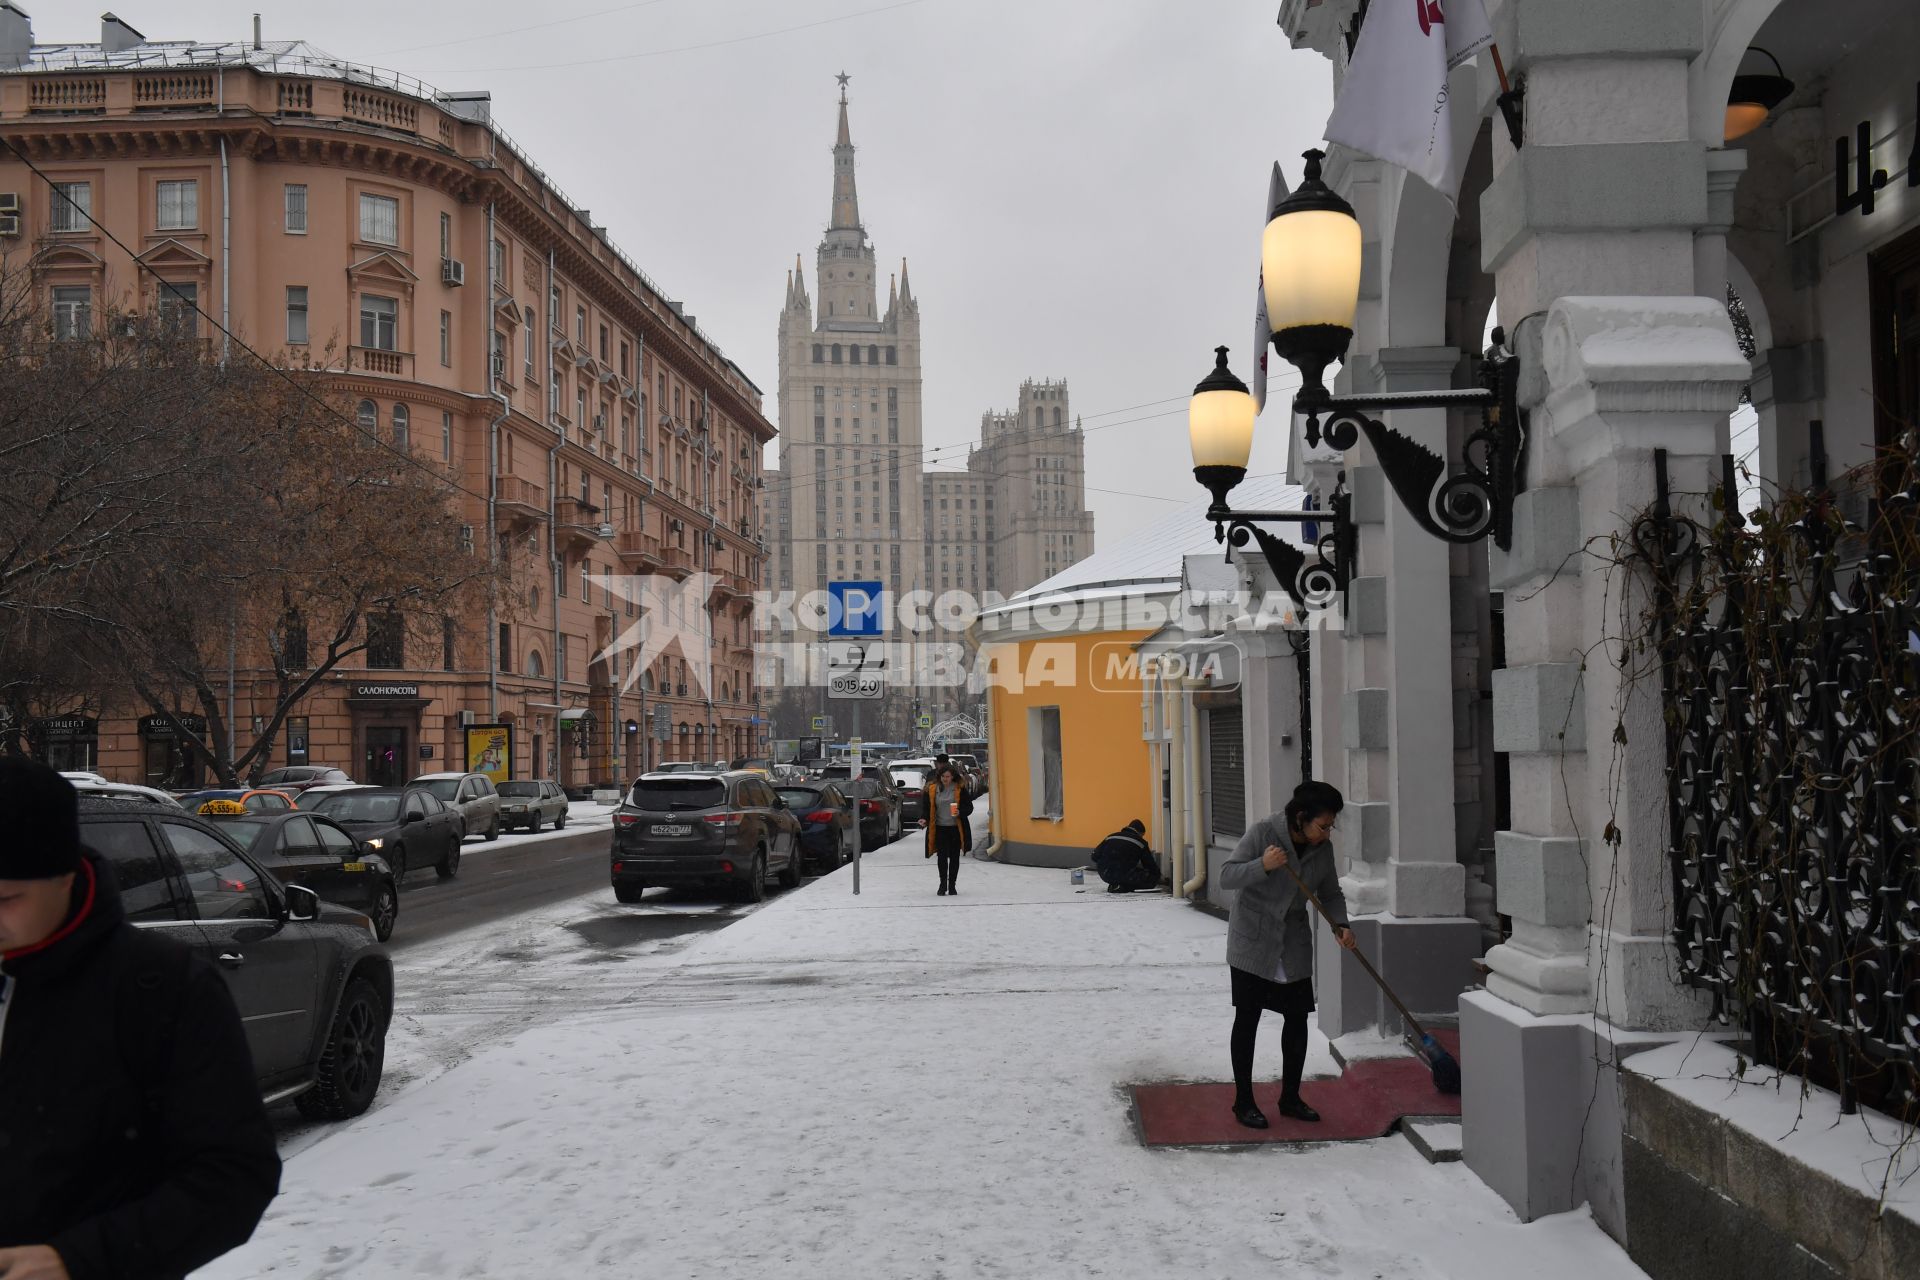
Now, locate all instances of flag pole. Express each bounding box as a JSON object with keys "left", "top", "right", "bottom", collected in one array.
[{"left": 1490, "top": 44, "right": 1524, "bottom": 149}]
